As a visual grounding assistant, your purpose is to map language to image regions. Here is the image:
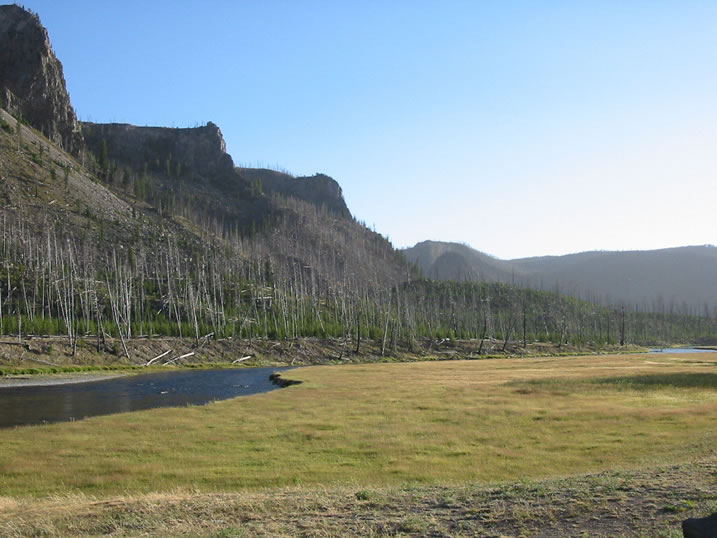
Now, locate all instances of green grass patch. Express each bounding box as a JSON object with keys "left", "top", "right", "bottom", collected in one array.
[
  {"left": 0, "top": 362, "right": 268, "bottom": 377},
  {"left": 593, "top": 372, "right": 717, "bottom": 390},
  {"left": 0, "top": 364, "right": 141, "bottom": 376},
  {"left": 0, "top": 118, "right": 13, "bottom": 134}
]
